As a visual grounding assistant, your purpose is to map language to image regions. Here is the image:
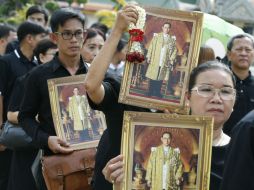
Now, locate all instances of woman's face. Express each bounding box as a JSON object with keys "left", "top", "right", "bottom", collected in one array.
[
  {"left": 81, "top": 34, "right": 105, "bottom": 63},
  {"left": 39, "top": 48, "right": 58, "bottom": 64},
  {"left": 188, "top": 69, "right": 235, "bottom": 129}
]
